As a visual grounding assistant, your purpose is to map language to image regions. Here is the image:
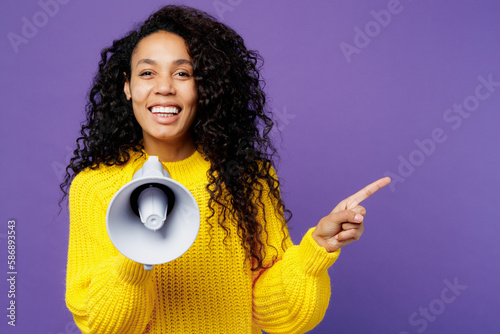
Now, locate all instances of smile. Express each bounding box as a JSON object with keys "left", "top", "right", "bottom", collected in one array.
[{"left": 150, "top": 106, "right": 181, "bottom": 118}]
